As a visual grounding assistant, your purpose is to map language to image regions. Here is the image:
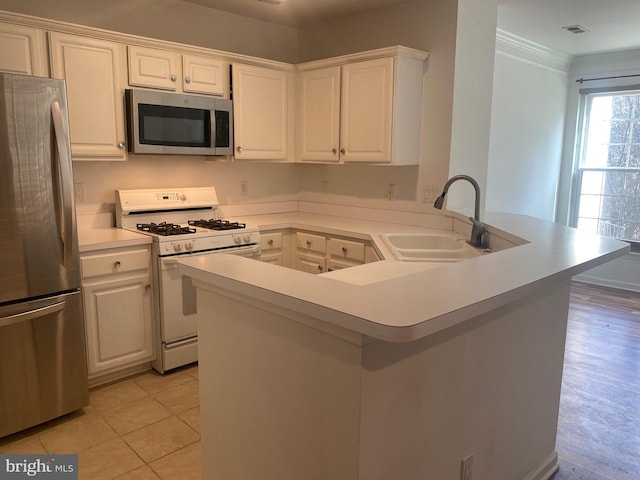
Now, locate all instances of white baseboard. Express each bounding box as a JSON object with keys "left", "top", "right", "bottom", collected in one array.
[
  {"left": 573, "top": 252, "right": 640, "bottom": 293},
  {"left": 573, "top": 274, "right": 640, "bottom": 293},
  {"left": 522, "top": 451, "right": 559, "bottom": 480}
]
